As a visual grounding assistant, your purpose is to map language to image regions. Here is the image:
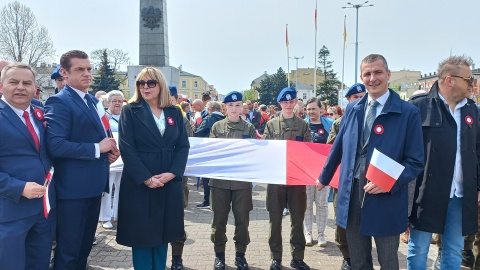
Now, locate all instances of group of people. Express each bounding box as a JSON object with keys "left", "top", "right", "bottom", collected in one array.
[{"left": 0, "top": 51, "right": 479, "bottom": 270}]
